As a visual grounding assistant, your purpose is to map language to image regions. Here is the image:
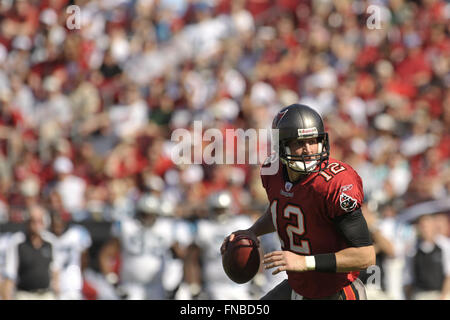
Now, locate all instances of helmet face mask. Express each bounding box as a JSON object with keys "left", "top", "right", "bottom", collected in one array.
[
  {"left": 280, "top": 134, "right": 329, "bottom": 173},
  {"left": 272, "top": 104, "right": 330, "bottom": 174}
]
